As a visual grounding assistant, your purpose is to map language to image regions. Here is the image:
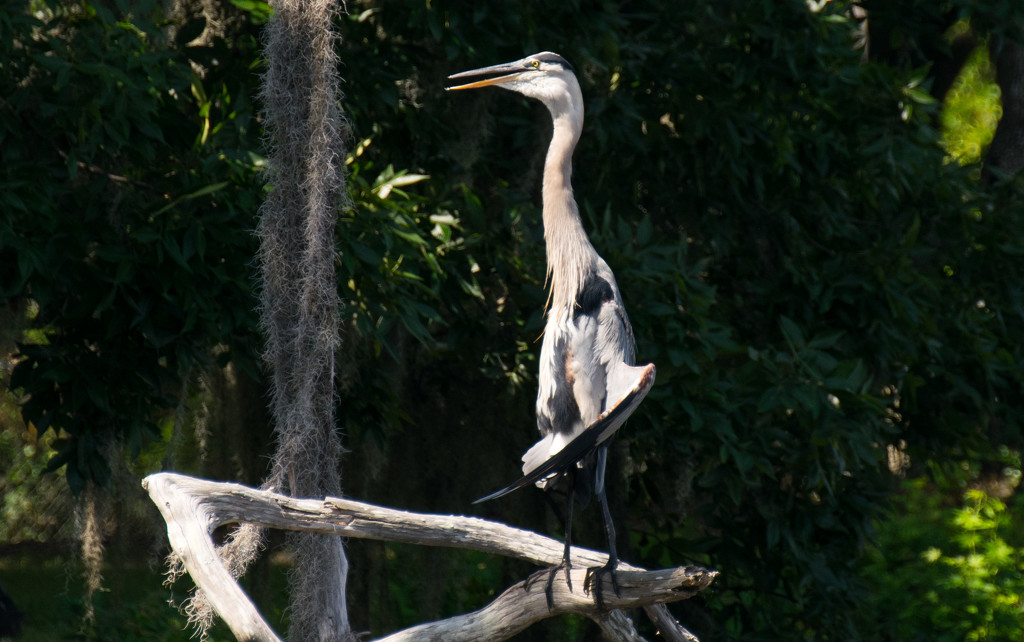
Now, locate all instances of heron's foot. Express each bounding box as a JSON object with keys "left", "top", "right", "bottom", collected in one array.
[
  {"left": 545, "top": 558, "right": 573, "bottom": 610},
  {"left": 524, "top": 560, "right": 573, "bottom": 611},
  {"left": 523, "top": 567, "right": 546, "bottom": 593},
  {"left": 583, "top": 560, "right": 620, "bottom": 611}
]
